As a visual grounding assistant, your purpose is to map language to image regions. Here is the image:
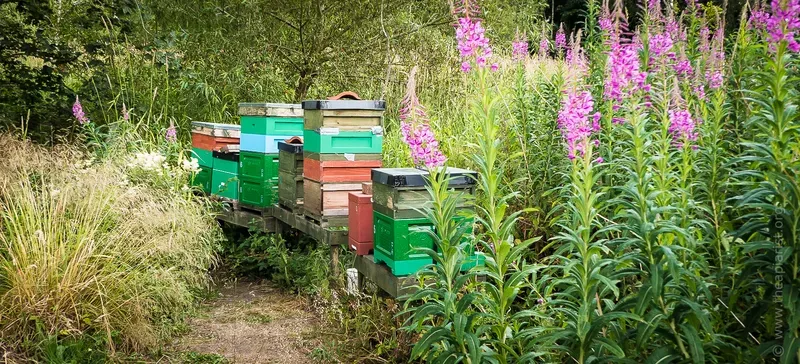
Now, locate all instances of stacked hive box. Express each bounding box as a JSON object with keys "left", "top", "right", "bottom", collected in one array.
[
  {"left": 278, "top": 141, "right": 304, "bottom": 210},
  {"left": 301, "top": 100, "right": 385, "bottom": 227},
  {"left": 212, "top": 151, "right": 240, "bottom": 200},
  {"left": 238, "top": 103, "right": 304, "bottom": 210},
  {"left": 371, "top": 168, "right": 484, "bottom": 276},
  {"left": 190, "top": 121, "right": 240, "bottom": 195},
  {"left": 348, "top": 183, "right": 374, "bottom": 255}
]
